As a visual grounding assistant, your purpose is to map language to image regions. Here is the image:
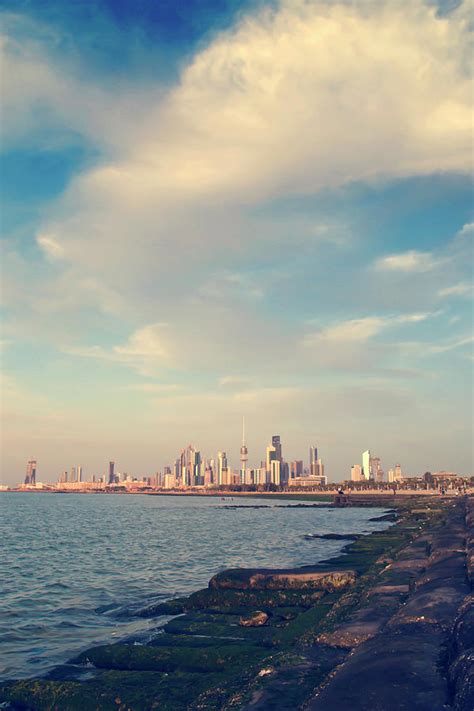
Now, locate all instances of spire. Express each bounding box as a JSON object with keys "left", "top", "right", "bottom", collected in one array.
[{"left": 240, "top": 416, "right": 248, "bottom": 462}]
